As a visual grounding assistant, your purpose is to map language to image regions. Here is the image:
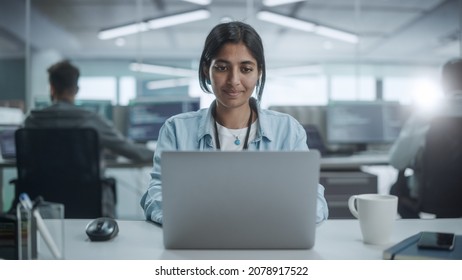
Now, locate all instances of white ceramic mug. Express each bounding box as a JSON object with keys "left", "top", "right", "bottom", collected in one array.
[{"left": 348, "top": 194, "right": 398, "bottom": 245}]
